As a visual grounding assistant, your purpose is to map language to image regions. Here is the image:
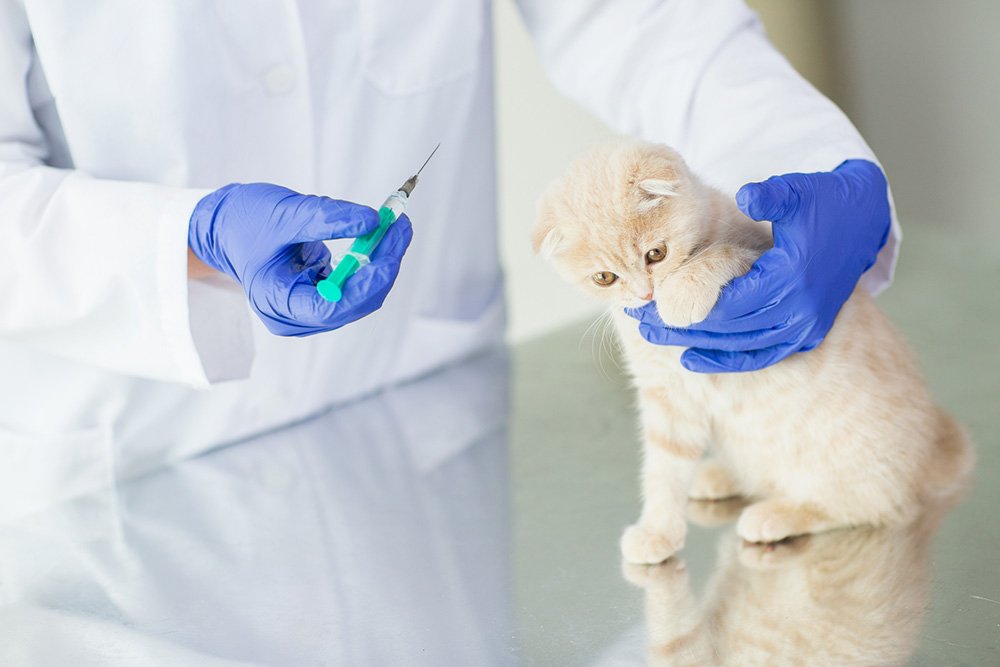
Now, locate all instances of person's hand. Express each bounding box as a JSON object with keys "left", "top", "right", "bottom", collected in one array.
[
  {"left": 627, "top": 159, "right": 890, "bottom": 372},
  {"left": 188, "top": 183, "right": 412, "bottom": 336}
]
